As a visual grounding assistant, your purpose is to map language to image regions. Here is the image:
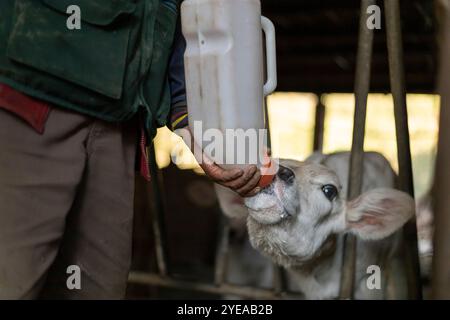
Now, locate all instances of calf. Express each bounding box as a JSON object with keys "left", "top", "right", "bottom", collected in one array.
[{"left": 216, "top": 152, "right": 415, "bottom": 299}]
